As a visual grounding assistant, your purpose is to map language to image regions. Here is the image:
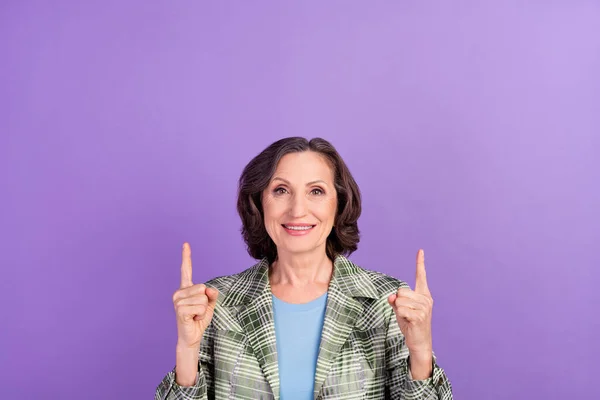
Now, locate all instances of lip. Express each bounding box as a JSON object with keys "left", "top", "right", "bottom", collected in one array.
[{"left": 281, "top": 223, "right": 316, "bottom": 236}]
